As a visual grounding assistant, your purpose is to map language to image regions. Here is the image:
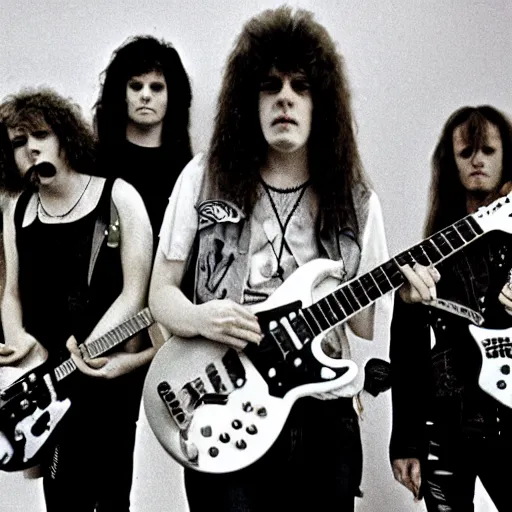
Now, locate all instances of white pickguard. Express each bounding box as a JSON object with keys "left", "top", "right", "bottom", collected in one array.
[{"left": 469, "top": 324, "right": 512, "bottom": 407}]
